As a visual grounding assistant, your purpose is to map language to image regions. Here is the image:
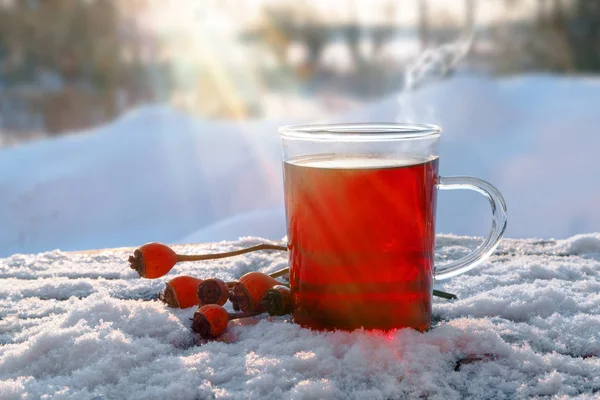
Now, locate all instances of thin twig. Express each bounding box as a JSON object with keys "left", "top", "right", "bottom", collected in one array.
[
  {"left": 268, "top": 268, "right": 289, "bottom": 279},
  {"left": 433, "top": 289, "right": 457, "bottom": 300},
  {"left": 227, "top": 311, "right": 264, "bottom": 319},
  {"left": 176, "top": 244, "right": 287, "bottom": 262}
]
